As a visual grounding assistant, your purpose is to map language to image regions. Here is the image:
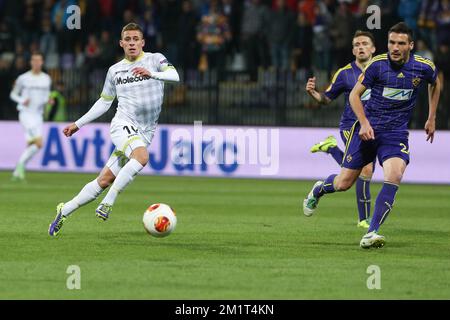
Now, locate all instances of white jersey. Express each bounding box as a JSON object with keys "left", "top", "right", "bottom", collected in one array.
[
  {"left": 11, "top": 71, "right": 52, "bottom": 115},
  {"left": 101, "top": 52, "right": 169, "bottom": 132}
]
